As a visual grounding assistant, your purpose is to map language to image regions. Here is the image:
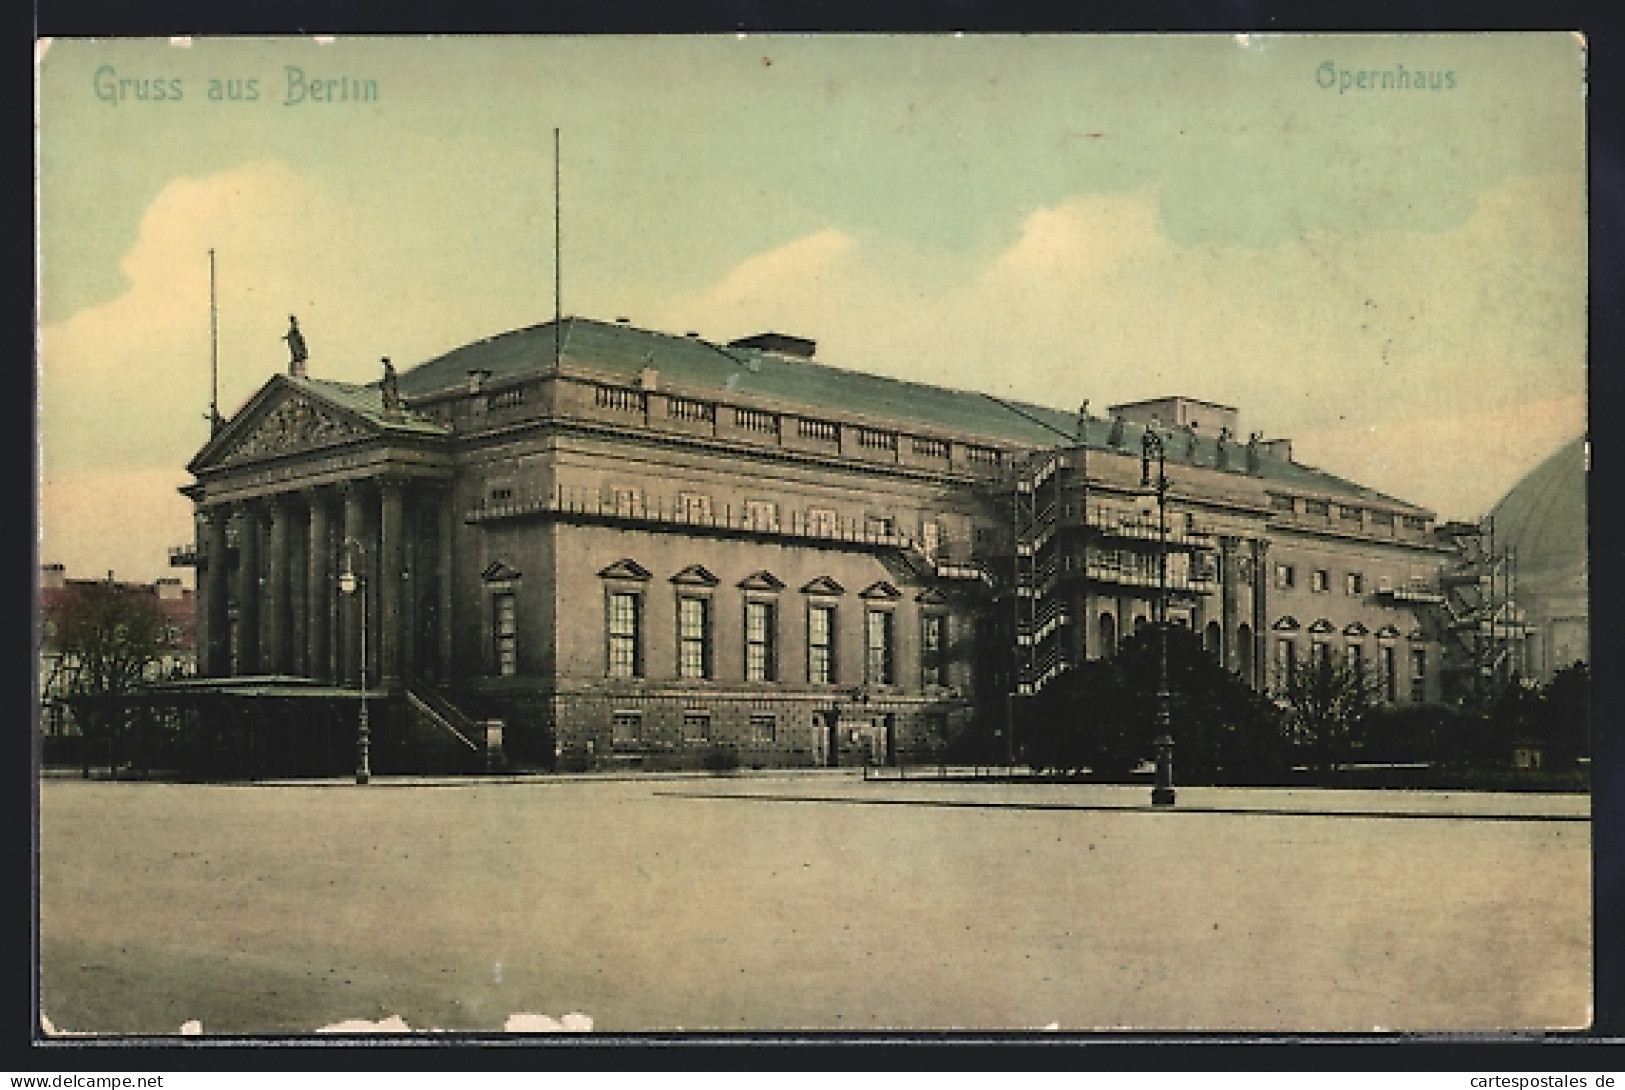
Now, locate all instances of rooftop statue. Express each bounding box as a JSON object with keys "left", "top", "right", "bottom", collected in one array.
[
  {"left": 283, "top": 315, "right": 308, "bottom": 375},
  {"left": 381, "top": 357, "right": 401, "bottom": 416}
]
